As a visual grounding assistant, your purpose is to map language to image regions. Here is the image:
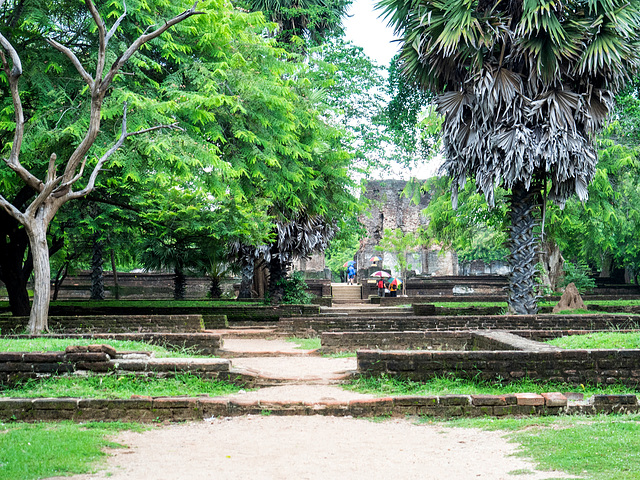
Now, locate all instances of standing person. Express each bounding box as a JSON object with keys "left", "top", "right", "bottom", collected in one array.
[
  {"left": 347, "top": 264, "right": 357, "bottom": 285},
  {"left": 389, "top": 281, "right": 398, "bottom": 297},
  {"left": 377, "top": 277, "right": 385, "bottom": 297}
]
